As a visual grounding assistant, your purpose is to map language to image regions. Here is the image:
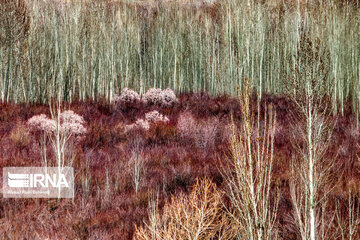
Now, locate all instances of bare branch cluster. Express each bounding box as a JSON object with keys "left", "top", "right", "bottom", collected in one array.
[{"left": 222, "top": 78, "right": 279, "bottom": 240}]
